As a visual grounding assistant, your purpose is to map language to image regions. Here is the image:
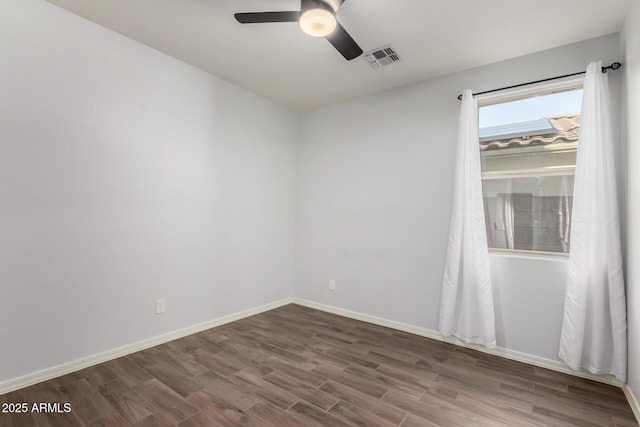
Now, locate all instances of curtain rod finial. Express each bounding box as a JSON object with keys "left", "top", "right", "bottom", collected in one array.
[{"left": 603, "top": 62, "right": 622, "bottom": 73}]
